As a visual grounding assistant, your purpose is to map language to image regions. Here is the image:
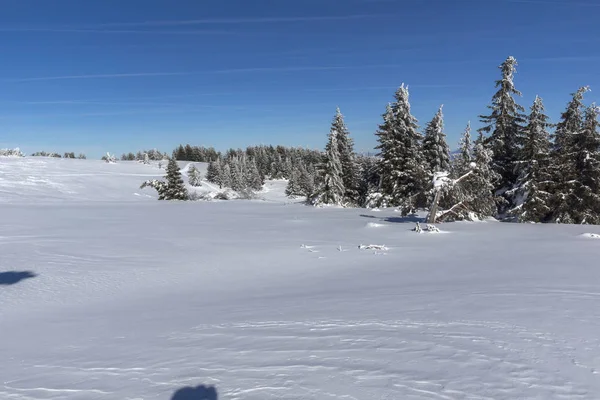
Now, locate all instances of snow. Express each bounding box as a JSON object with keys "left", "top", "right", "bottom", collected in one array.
[{"left": 1, "top": 157, "right": 600, "bottom": 399}]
